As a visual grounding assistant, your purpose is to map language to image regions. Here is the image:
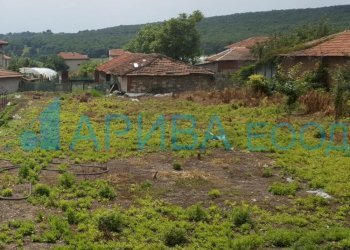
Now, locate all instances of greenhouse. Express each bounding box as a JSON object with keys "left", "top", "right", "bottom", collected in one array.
[{"left": 20, "top": 67, "right": 58, "bottom": 81}]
